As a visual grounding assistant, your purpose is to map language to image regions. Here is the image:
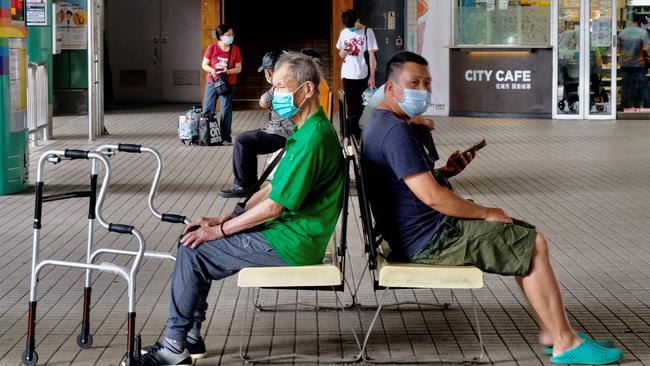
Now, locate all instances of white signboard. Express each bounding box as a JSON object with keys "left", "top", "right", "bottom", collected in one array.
[
  {"left": 26, "top": 0, "right": 48, "bottom": 26},
  {"left": 417, "top": 0, "right": 451, "bottom": 116},
  {"left": 9, "top": 38, "right": 27, "bottom": 132}
]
